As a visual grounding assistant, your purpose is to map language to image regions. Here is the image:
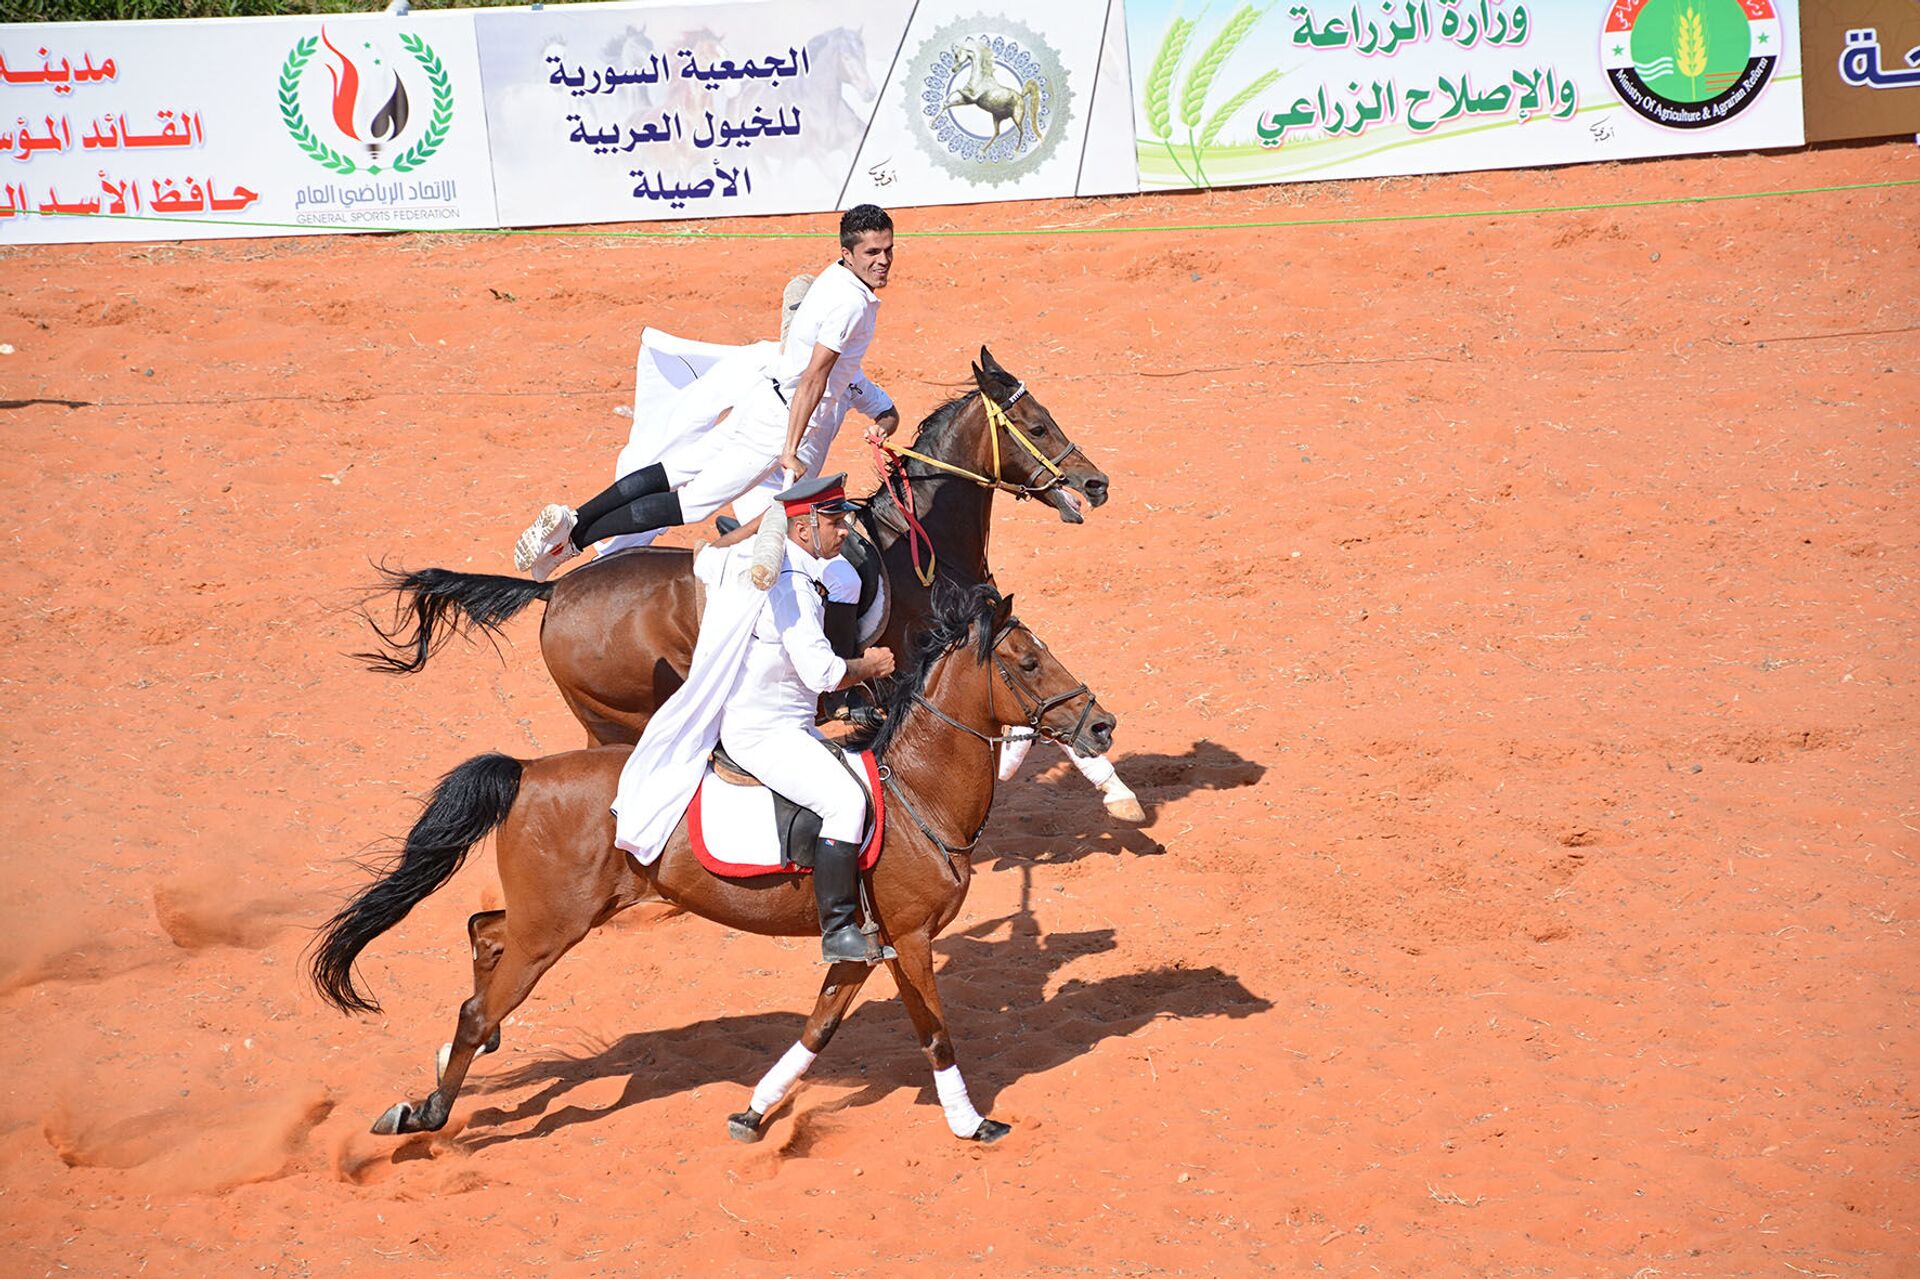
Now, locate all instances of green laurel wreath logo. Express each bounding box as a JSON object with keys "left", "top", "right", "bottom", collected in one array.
[
  {"left": 391, "top": 33, "right": 453, "bottom": 174},
  {"left": 278, "top": 33, "right": 454, "bottom": 177}
]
